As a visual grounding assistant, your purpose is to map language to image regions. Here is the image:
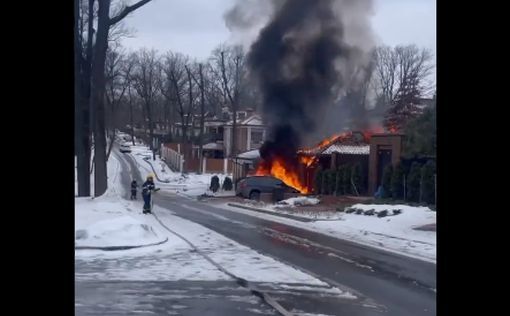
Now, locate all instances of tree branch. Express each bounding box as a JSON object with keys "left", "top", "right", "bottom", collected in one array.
[{"left": 109, "top": 0, "right": 153, "bottom": 26}]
